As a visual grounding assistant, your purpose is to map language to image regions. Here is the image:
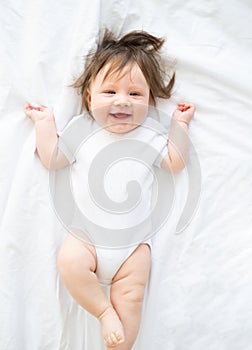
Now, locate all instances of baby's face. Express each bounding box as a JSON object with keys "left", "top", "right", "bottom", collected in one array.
[{"left": 86, "top": 63, "right": 150, "bottom": 133}]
